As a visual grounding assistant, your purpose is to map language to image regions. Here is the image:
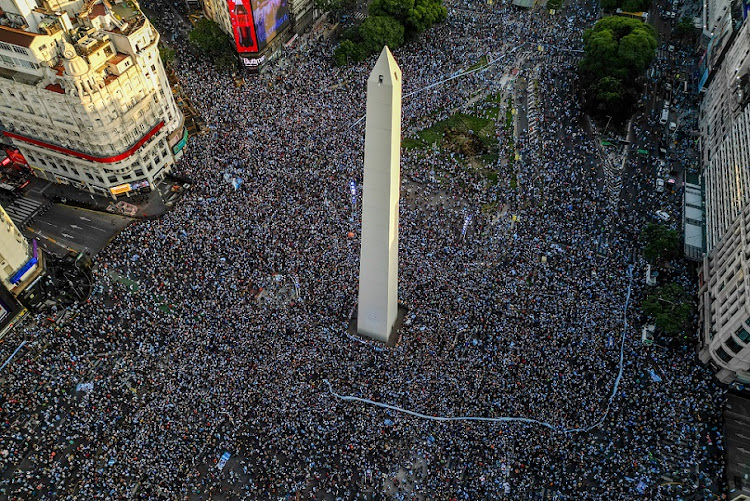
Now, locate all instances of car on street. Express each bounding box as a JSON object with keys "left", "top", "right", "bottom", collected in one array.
[
  {"left": 655, "top": 210, "right": 671, "bottom": 222},
  {"left": 656, "top": 178, "right": 665, "bottom": 192},
  {"left": 642, "top": 325, "right": 655, "bottom": 346},
  {"left": 669, "top": 121, "right": 677, "bottom": 132}
]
